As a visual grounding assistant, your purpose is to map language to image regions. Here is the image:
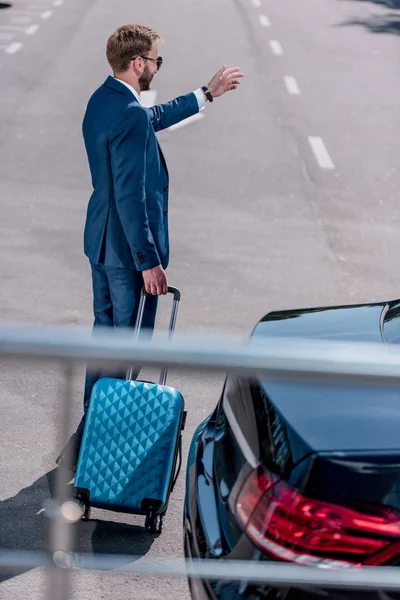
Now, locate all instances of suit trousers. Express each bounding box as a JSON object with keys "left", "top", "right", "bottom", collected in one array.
[{"left": 76, "top": 262, "right": 158, "bottom": 439}]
